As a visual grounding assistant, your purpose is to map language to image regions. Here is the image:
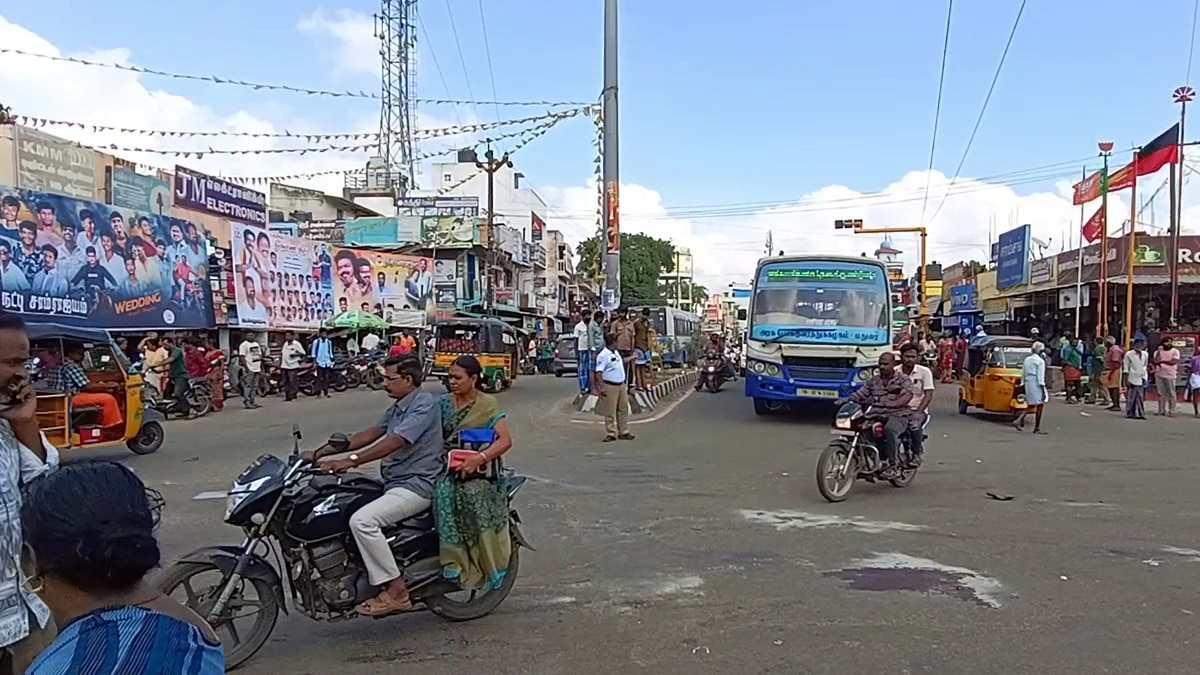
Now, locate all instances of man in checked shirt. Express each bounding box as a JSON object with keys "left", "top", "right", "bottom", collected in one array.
[{"left": 848, "top": 352, "right": 915, "bottom": 479}]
